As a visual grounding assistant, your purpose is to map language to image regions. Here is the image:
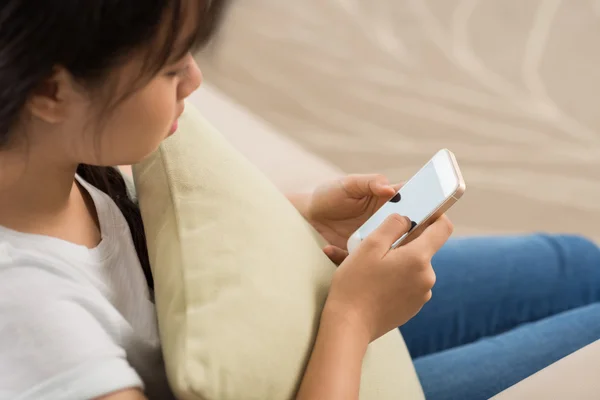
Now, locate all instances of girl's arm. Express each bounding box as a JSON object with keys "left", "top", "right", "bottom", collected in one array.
[{"left": 296, "top": 306, "right": 370, "bottom": 400}]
